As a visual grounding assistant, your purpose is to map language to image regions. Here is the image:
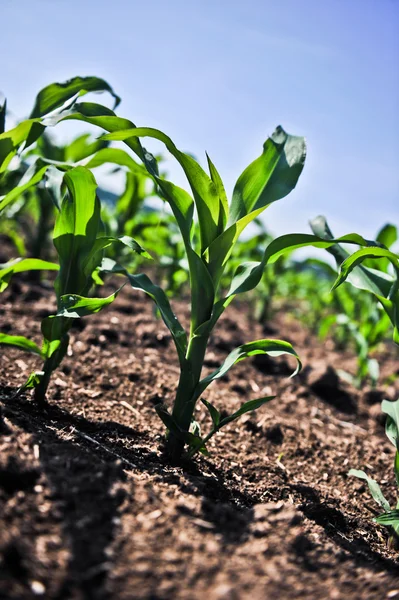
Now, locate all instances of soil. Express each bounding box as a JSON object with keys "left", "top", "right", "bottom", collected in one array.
[{"left": 1, "top": 274, "right": 399, "bottom": 600}]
